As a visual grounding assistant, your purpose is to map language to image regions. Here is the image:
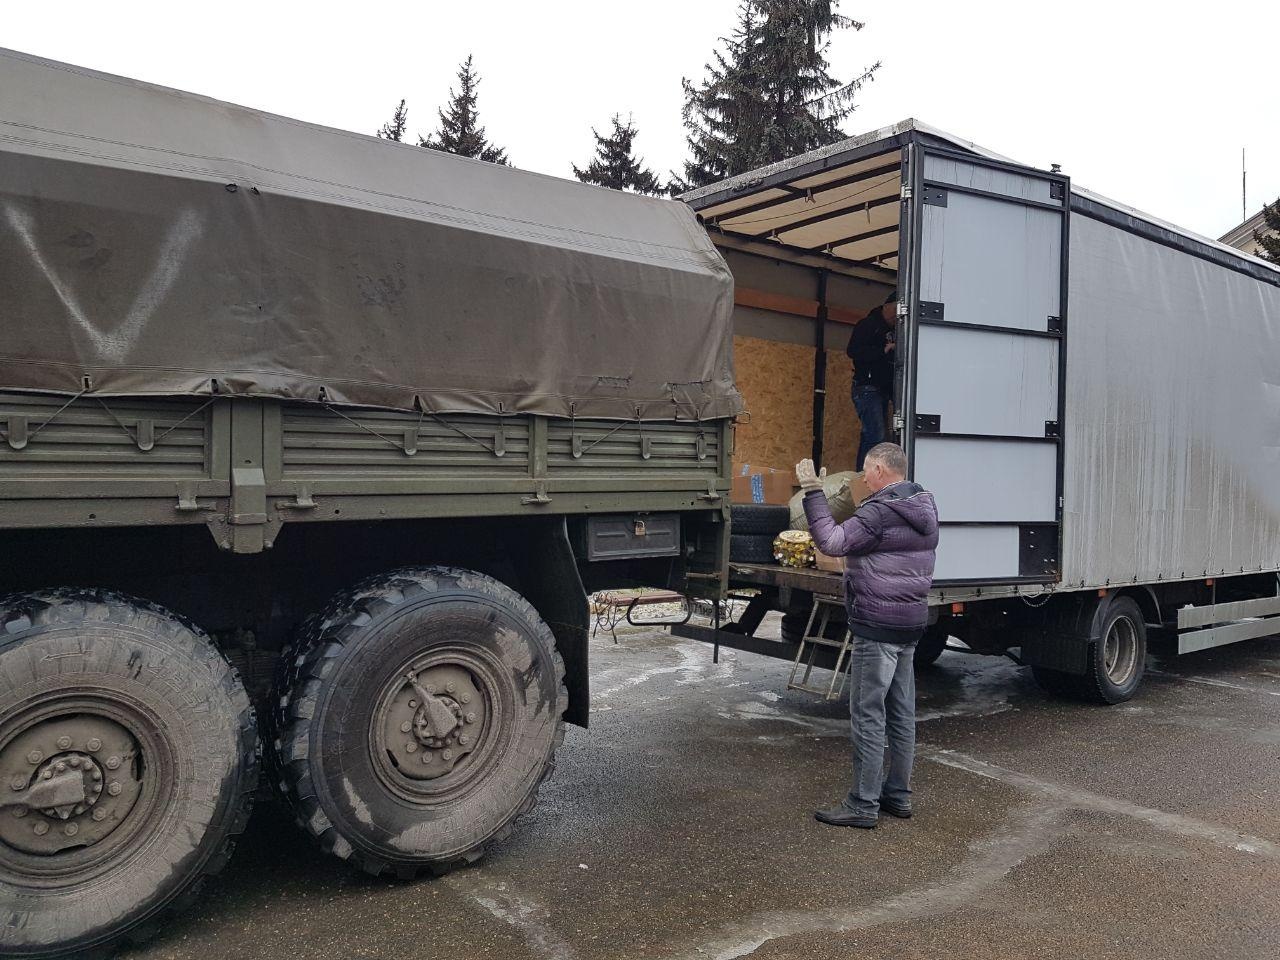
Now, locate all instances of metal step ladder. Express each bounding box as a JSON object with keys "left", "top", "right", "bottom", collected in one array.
[{"left": 787, "top": 594, "right": 852, "bottom": 700}]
